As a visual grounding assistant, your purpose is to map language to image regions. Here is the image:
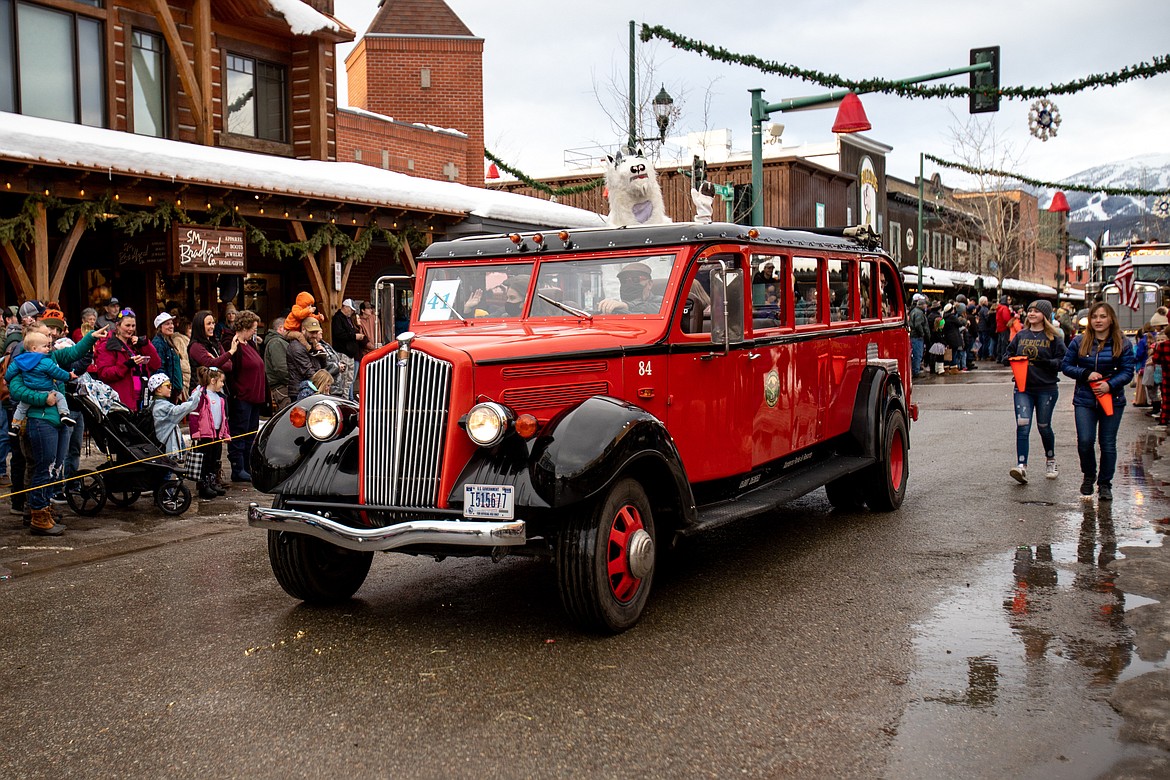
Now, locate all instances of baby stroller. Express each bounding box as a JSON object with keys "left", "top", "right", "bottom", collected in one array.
[{"left": 64, "top": 391, "right": 193, "bottom": 516}]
